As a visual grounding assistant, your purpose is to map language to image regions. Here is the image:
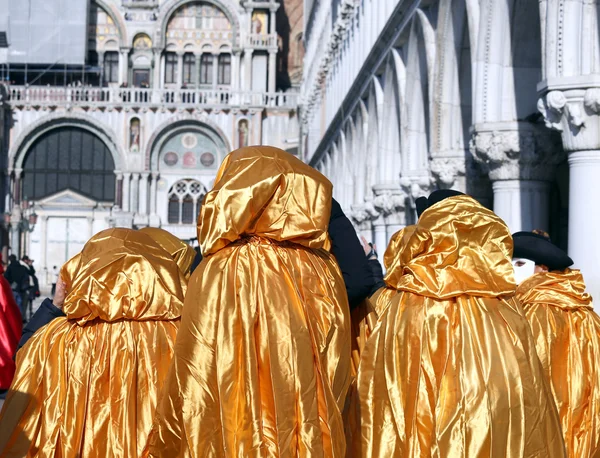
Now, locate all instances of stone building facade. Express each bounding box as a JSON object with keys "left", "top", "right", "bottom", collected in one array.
[
  {"left": 0, "top": 0, "right": 300, "bottom": 287},
  {"left": 301, "top": 0, "right": 600, "bottom": 301}
]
